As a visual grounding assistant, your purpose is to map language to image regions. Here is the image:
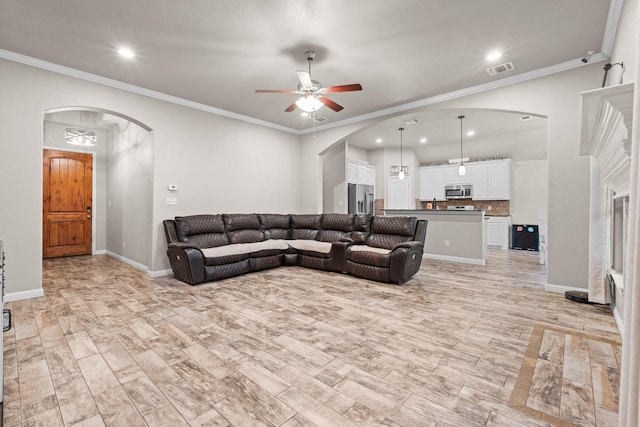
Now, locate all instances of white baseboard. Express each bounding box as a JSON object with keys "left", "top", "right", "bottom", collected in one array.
[
  {"left": 4, "top": 288, "right": 45, "bottom": 302},
  {"left": 148, "top": 269, "right": 173, "bottom": 278},
  {"left": 612, "top": 304, "right": 624, "bottom": 337},
  {"left": 545, "top": 283, "right": 588, "bottom": 294},
  {"left": 423, "top": 253, "right": 486, "bottom": 266},
  {"left": 105, "top": 251, "right": 148, "bottom": 272},
  {"left": 94, "top": 249, "right": 106, "bottom": 255}
]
